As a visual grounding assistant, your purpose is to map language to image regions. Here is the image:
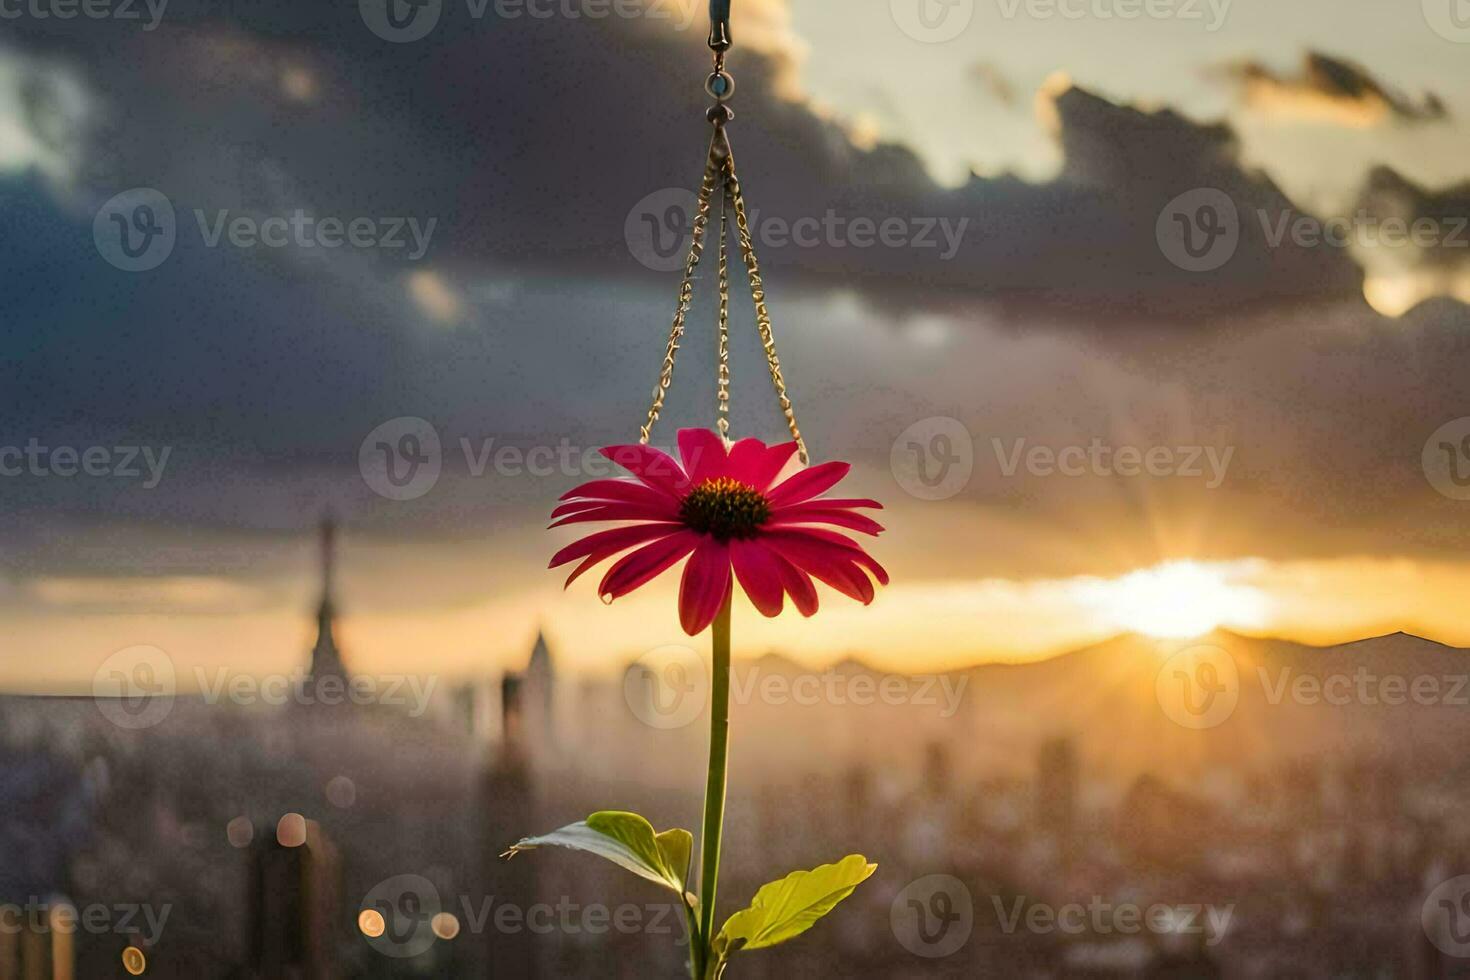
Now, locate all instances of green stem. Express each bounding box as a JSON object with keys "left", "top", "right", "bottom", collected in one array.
[
  {"left": 696, "top": 593, "right": 733, "bottom": 977},
  {"left": 682, "top": 900, "right": 703, "bottom": 980}
]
